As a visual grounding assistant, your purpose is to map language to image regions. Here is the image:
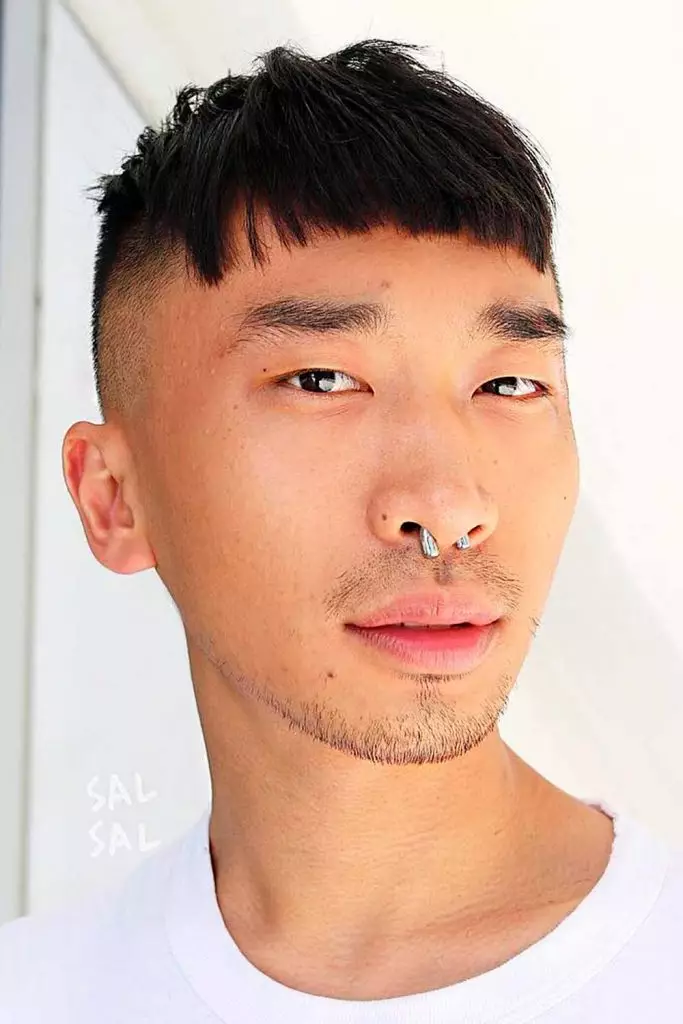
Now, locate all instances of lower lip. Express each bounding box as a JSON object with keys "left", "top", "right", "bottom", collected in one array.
[{"left": 345, "top": 622, "right": 500, "bottom": 673}]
